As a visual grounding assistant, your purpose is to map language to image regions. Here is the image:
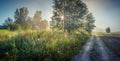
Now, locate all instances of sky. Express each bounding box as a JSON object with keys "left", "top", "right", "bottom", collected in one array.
[
  {"left": 83, "top": 0, "right": 120, "bottom": 32},
  {"left": 0, "top": 0, "right": 53, "bottom": 23},
  {"left": 0, "top": 0, "right": 120, "bottom": 32}
]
